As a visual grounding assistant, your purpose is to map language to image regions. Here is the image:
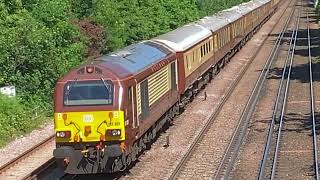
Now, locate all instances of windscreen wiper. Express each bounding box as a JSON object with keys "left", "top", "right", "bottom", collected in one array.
[
  {"left": 65, "top": 78, "right": 78, "bottom": 104},
  {"left": 101, "top": 77, "right": 112, "bottom": 99}
]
